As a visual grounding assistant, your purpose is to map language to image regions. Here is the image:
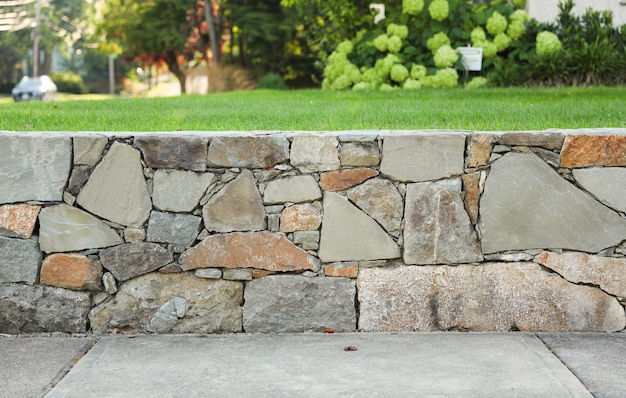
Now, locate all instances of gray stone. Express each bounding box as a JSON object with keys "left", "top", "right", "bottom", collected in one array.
[
  {"left": 207, "top": 136, "right": 290, "bottom": 168},
  {"left": 195, "top": 268, "right": 222, "bottom": 279},
  {"left": 223, "top": 268, "right": 253, "bottom": 281},
  {"left": 39, "top": 204, "right": 123, "bottom": 253},
  {"left": 103, "top": 272, "right": 118, "bottom": 294},
  {"left": 403, "top": 179, "right": 483, "bottom": 264},
  {"left": 0, "top": 283, "right": 90, "bottom": 333},
  {"left": 0, "top": 135, "right": 71, "bottom": 203},
  {"left": 318, "top": 192, "right": 400, "bottom": 262},
  {"left": 358, "top": 263, "right": 626, "bottom": 332},
  {"left": 147, "top": 297, "right": 188, "bottom": 333},
  {"left": 243, "top": 275, "right": 356, "bottom": 332},
  {"left": 347, "top": 178, "right": 403, "bottom": 238},
  {"left": 73, "top": 136, "right": 108, "bottom": 166},
  {"left": 124, "top": 228, "right": 145, "bottom": 243},
  {"left": 0, "top": 236, "right": 41, "bottom": 283},
  {"left": 499, "top": 132, "right": 565, "bottom": 150},
  {"left": 267, "top": 214, "right": 280, "bottom": 232},
  {"left": 67, "top": 165, "right": 91, "bottom": 196},
  {"left": 152, "top": 169, "right": 215, "bottom": 212},
  {"left": 135, "top": 136, "right": 208, "bottom": 171},
  {"left": 263, "top": 175, "right": 322, "bottom": 204},
  {"left": 479, "top": 153, "right": 626, "bottom": 254},
  {"left": 89, "top": 273, "right": 242, "bottom": 334},
  {"left": 530, "top": 147, "right": 560, "bottom": 168},
  {"left": 339, "top": 142, "right": 380, "bottom": 167},
  {"left": 99, "top": 242, "right": 173, "bottom": 282},
  {"left": 484, "top": 252, "right": 535, "bottom": 262},
  {"left": 536, "top": 251, "right": 626, "bottom": 297},
  {"left": 146, "top": 211, "right": 201, "bottom": 247},
  {"left": 573, "top": 167, "right": 626, "bottom": 213},
  {"left": 380, "top": 134, "right": 465, "bottom": 182},
  {"left": 293, "top": 230, "right": 320, "bottom": 250},
  {"left": 290, "top": 136, "right": 340, "bottom": 172},
  {"left": 76, "top": 142, "right": 152, "bottom": 227},
  {"left": 203, "top": 170, "right": 265, "bottom": 232},
  {"left": 338, "top": 132, "right": 378, "bottom": 142}
]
